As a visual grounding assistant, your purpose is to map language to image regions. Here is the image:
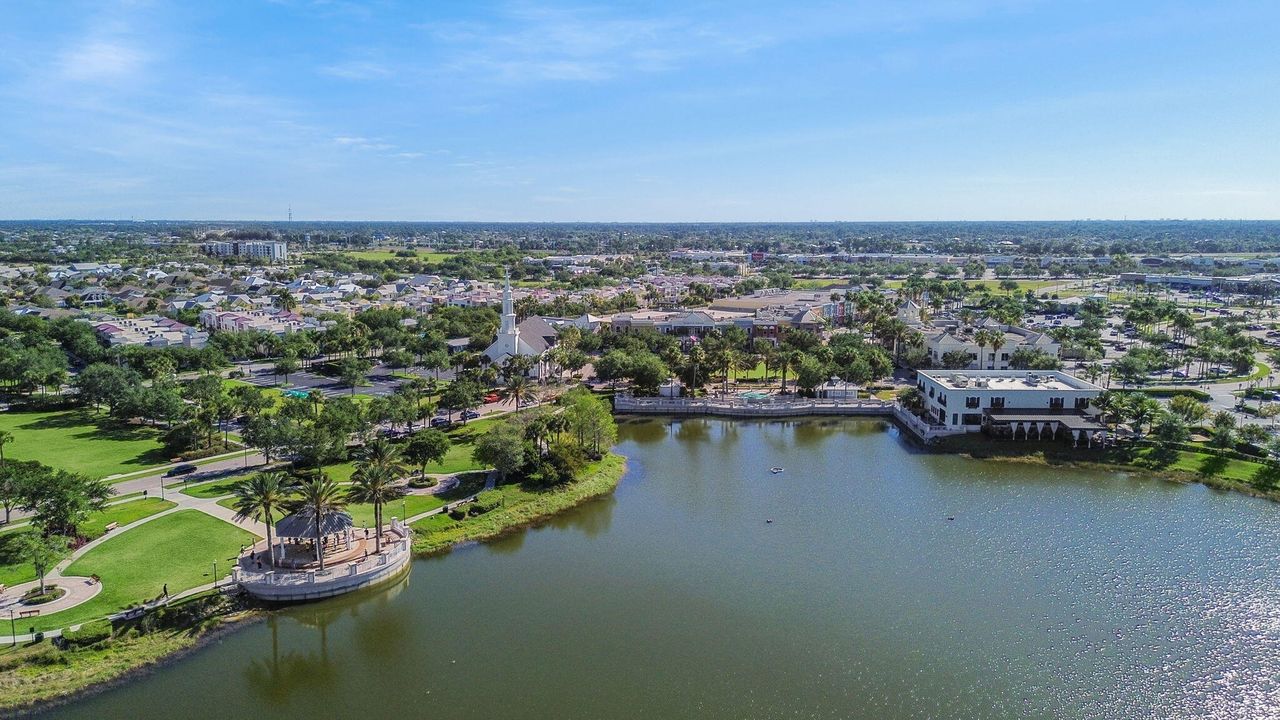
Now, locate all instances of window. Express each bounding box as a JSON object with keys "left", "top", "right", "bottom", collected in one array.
[
  {"left": 1074, "top": 397, "right": 1090, "bottom": 409},
  {"left": 1001, "top": 353, "right": 1010, "bottom": 361},
  {"left": 962, "top": 413, "right": 982, "bottom": 425},
  {"left": 965, "top": 396, "right": 980, "bottom": 408},
  {"left": 990, "top": 397, "right": 1005, "bottom": 409},
  {"left": 952, "top": 413, "right": 958, "bottom": 426},
  {"left": 1049, "top": 397, "right": 1064, "bottom": 409},
  {"left": 939, "top": 395, "right": 947, "bottom": 406}
]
